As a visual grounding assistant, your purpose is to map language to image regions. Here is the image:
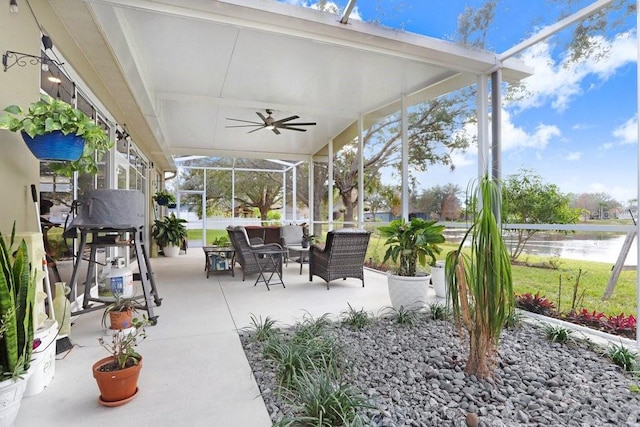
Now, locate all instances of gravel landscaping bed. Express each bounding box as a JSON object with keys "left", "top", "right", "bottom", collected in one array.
[{"left": 240, "top": 316, "right": 640, "bottom": 427}]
